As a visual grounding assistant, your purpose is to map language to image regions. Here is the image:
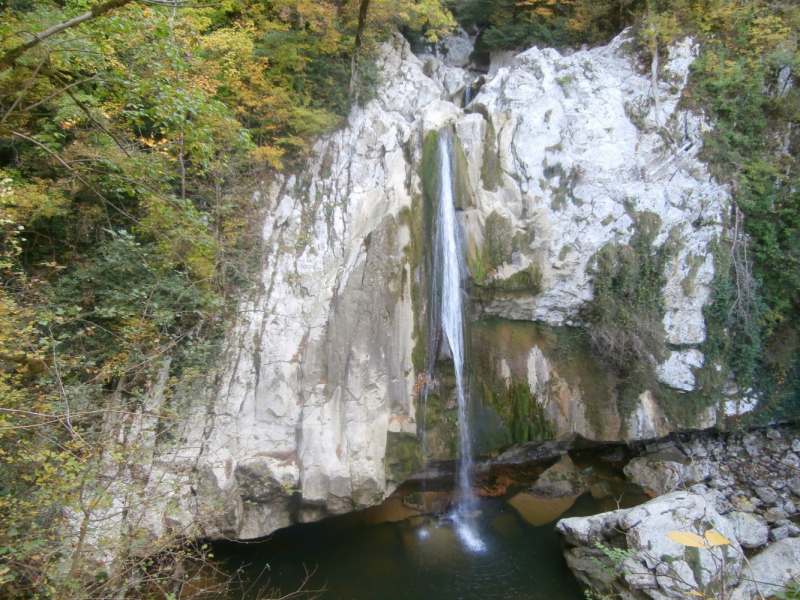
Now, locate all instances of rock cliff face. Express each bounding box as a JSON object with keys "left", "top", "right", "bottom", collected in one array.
[{"left": 155, "top": 30, "right": 735, "bottom": 540}]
